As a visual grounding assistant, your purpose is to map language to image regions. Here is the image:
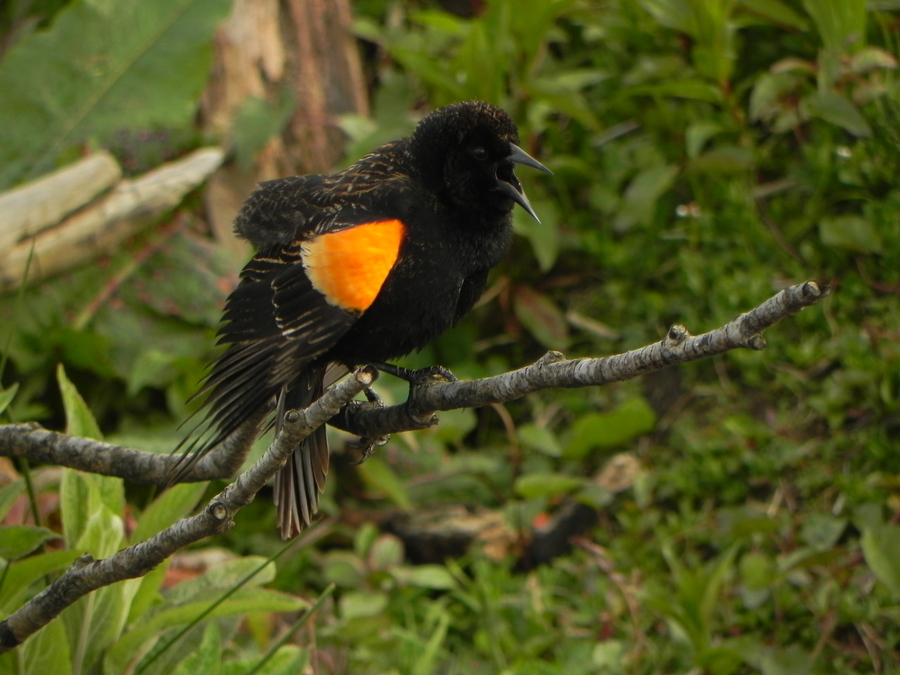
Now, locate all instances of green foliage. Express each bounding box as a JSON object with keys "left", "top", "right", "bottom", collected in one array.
[
  {"left": 2, "top": 0, "right": 900, "bottom": 672},
  {"left": 0, "top": 0, "right": 230, "bottom": 189}
]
